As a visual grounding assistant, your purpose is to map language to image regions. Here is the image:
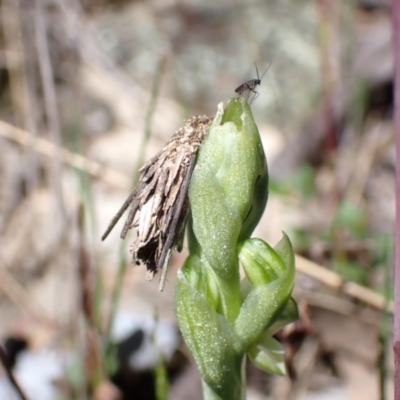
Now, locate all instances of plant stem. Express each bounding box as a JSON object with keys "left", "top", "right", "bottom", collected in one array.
[
  {"left": 104, "top": 56, "right": 166, "bottom": 352},
  {"left": 135, "top": 56, "right": 167, "bottom": 184},
  {"left": 200, "top": 356, "right": 246, "bottom": 400},
  {"left": 393, "top": 0, "right": 400, "bottom": 397}
]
